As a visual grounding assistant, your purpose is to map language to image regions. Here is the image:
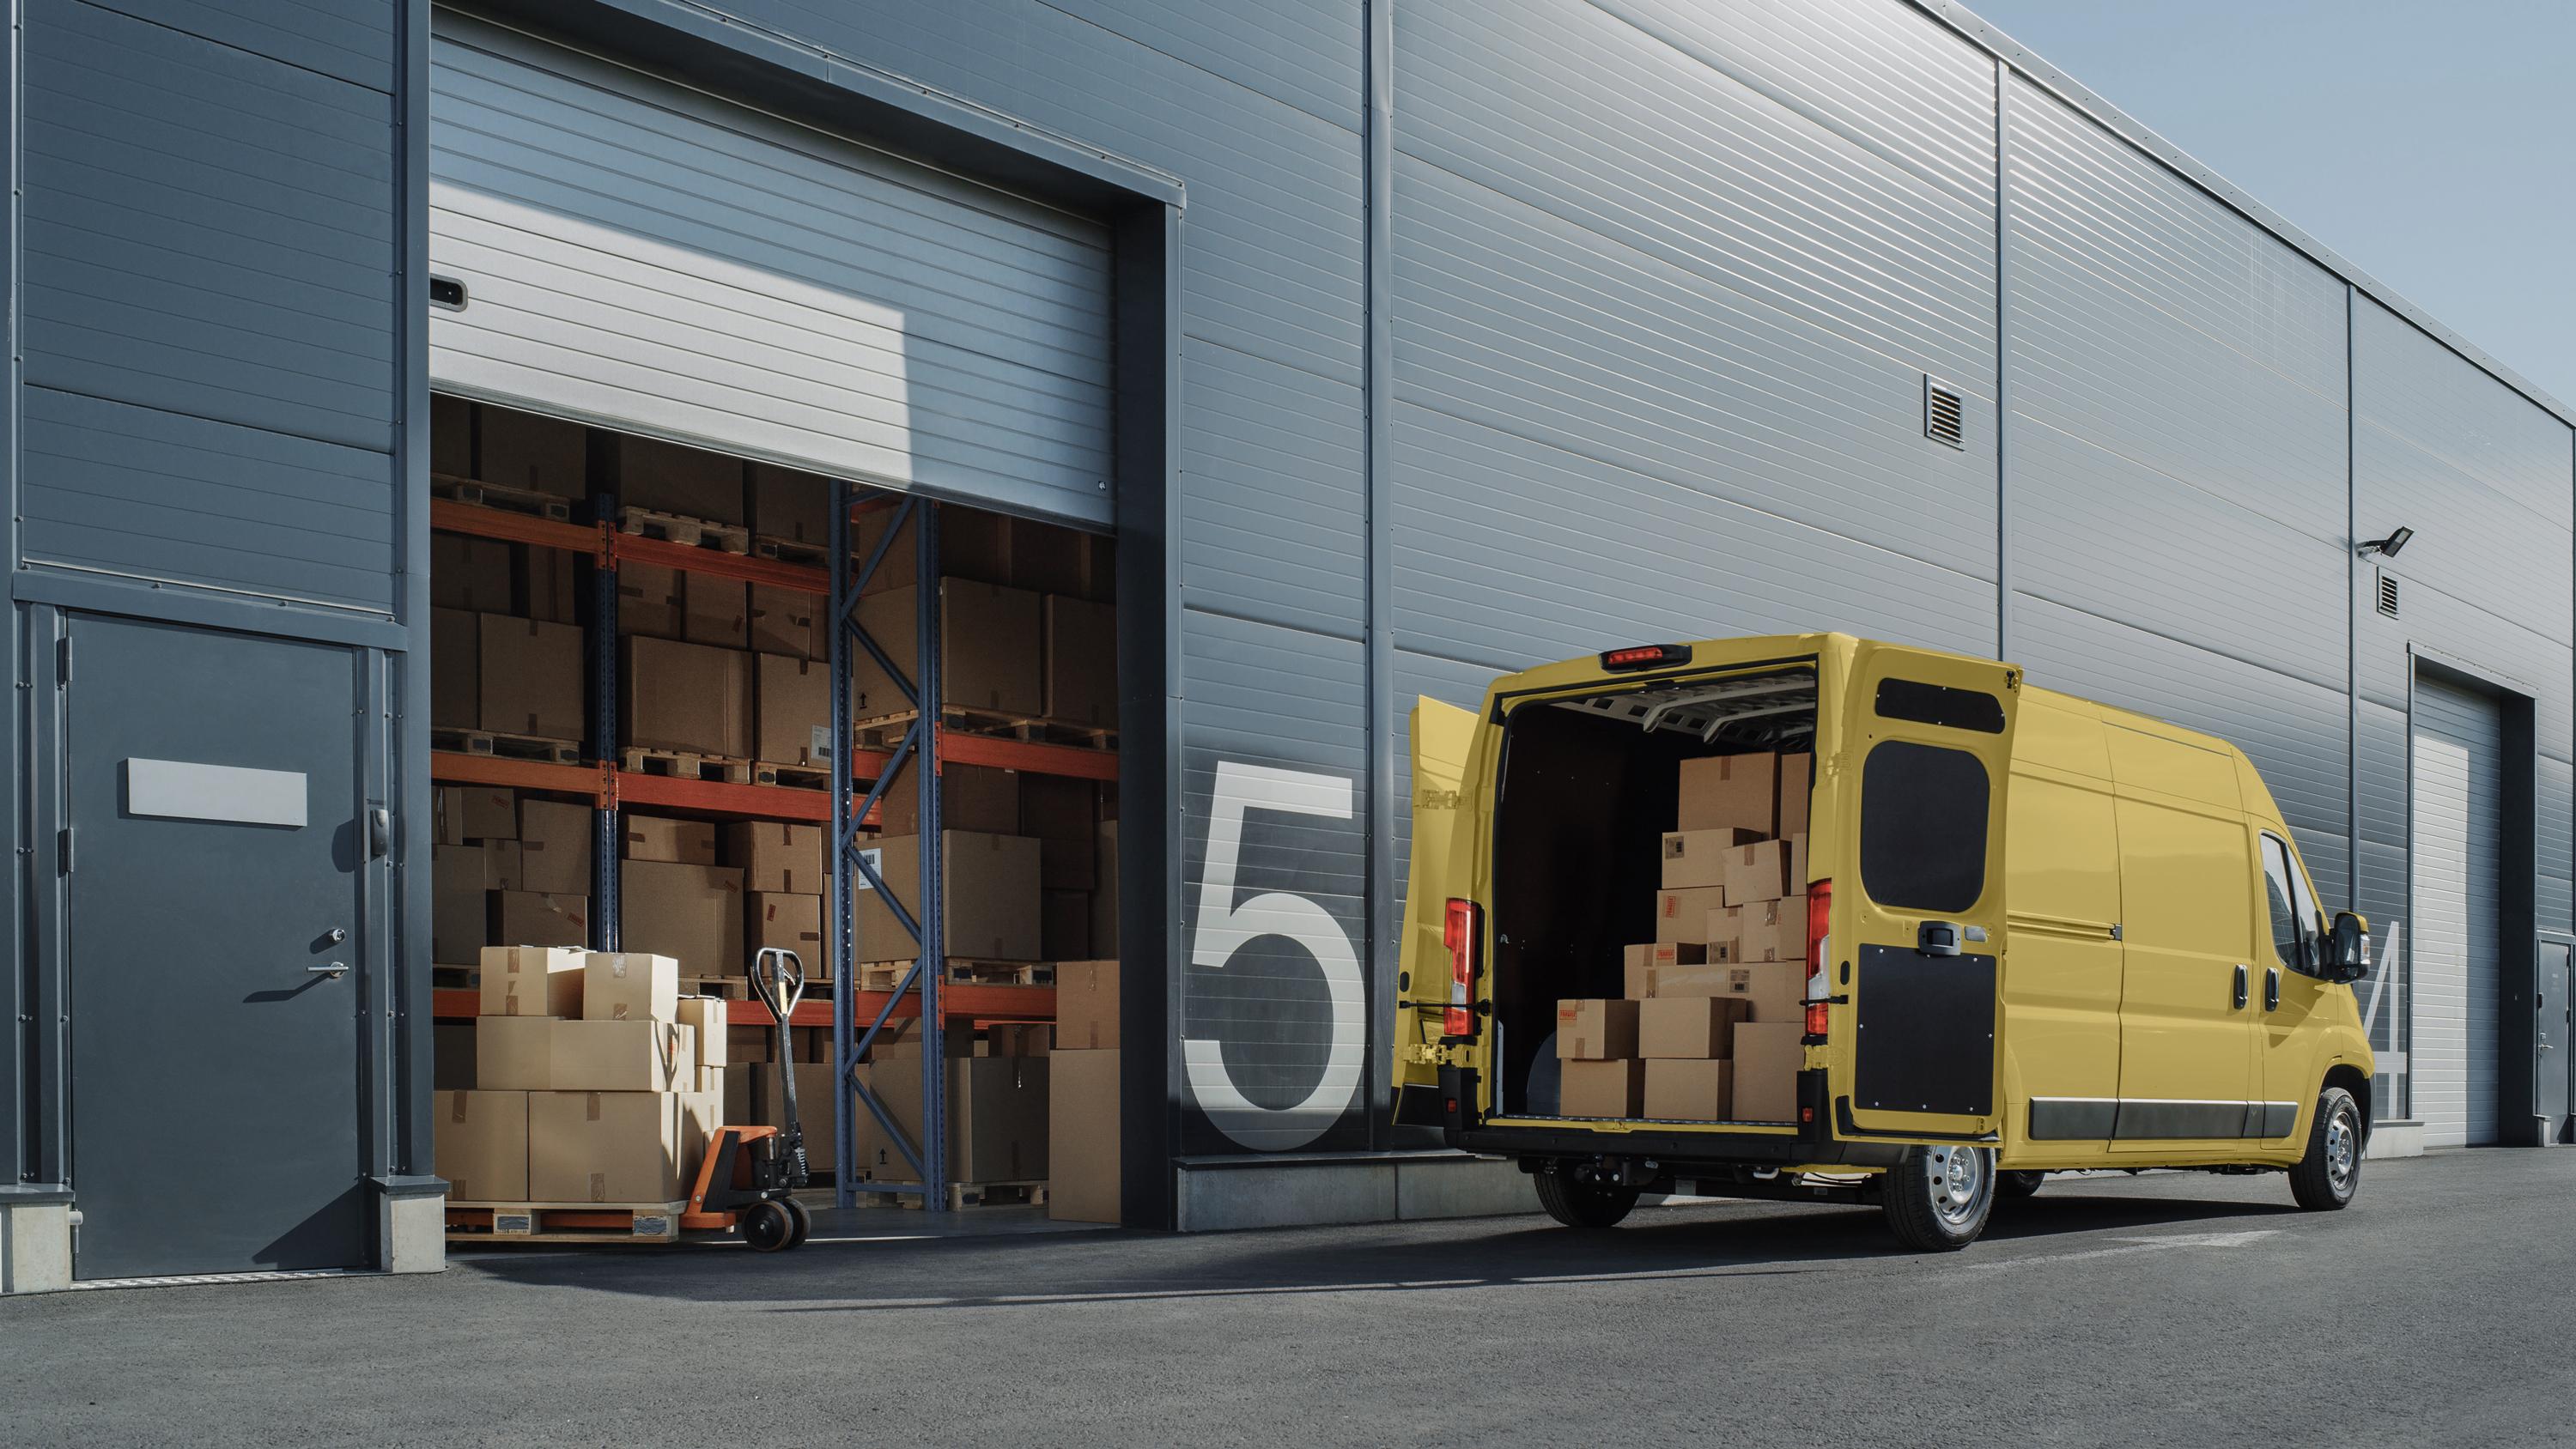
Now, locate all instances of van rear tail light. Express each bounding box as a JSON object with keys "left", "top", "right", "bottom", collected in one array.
[
  {"left": 1443, "top": 898, "right": 1483, "bottom": 1038},
  {"left": 1600, "top": 643, "right": 1692, "bottom": 671},
  {"left": 1805, "top": 881, "right": 1832, "bottom": 1039}
]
